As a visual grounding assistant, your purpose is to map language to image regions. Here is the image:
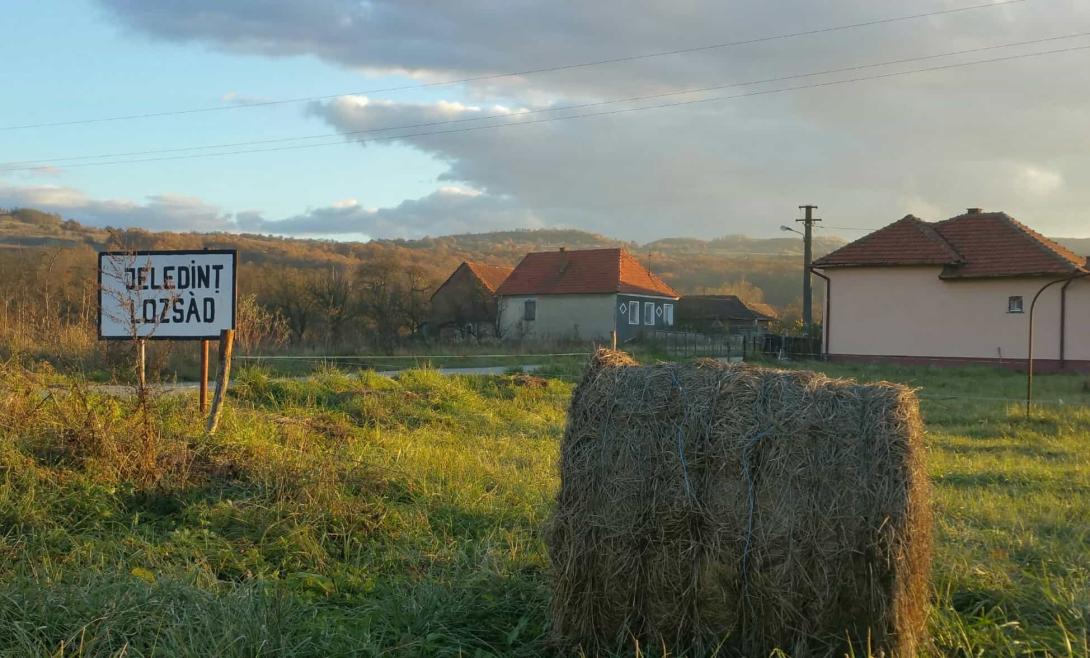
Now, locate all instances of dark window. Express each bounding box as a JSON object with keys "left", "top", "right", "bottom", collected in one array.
[
  {"left": 1008, "top": 296, "right": 1024, "bottom": 313},
  {"left": 524, "top": 299, "right": 537, "bottom": 321}
]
